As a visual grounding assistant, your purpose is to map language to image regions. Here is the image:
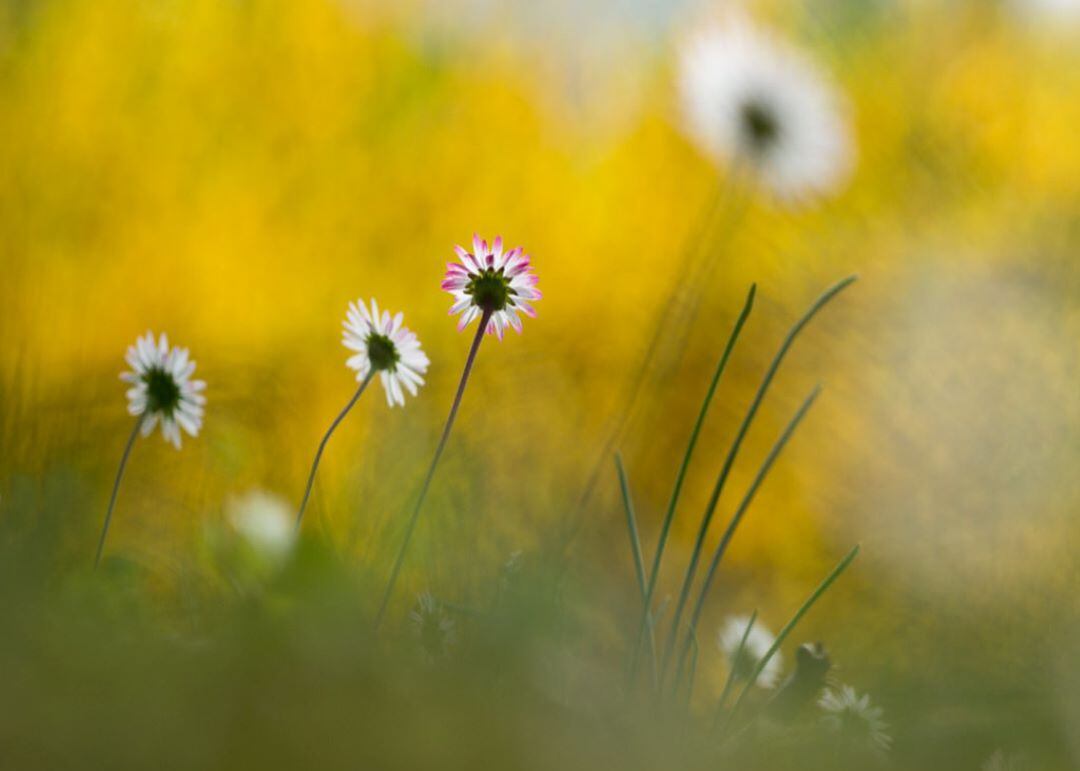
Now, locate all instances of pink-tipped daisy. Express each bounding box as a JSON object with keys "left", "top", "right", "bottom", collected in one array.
[
  {"left": 441, "top": 234, "right": 541, "bottom": 340},
  {"left": 343, "top": 298, "right": 429, "bottom": 408}
]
